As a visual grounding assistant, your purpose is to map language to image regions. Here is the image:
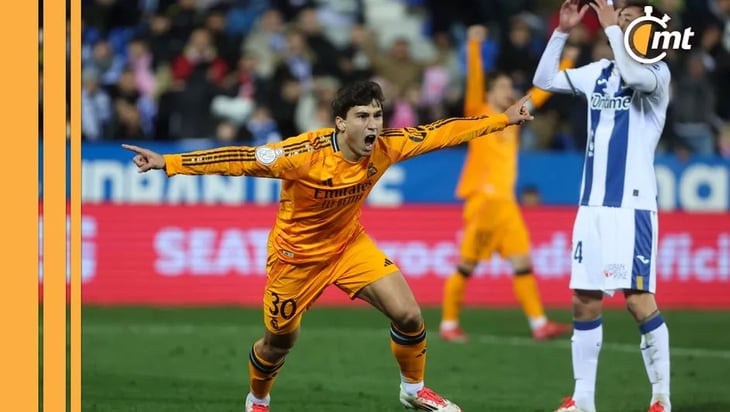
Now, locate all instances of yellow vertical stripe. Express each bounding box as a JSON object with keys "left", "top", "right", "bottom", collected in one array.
[
  {"left": 43, "top": 0, "right": 68, "bottom": 410},
  {"left": 636, "top": 276, "right": 644, "bottom": 291},
  {"left": 70, "top": 0, "right": 82, "bottom": 410},
  {"left": 0, "top": 1, "right": 39, "bottom": 410}
]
